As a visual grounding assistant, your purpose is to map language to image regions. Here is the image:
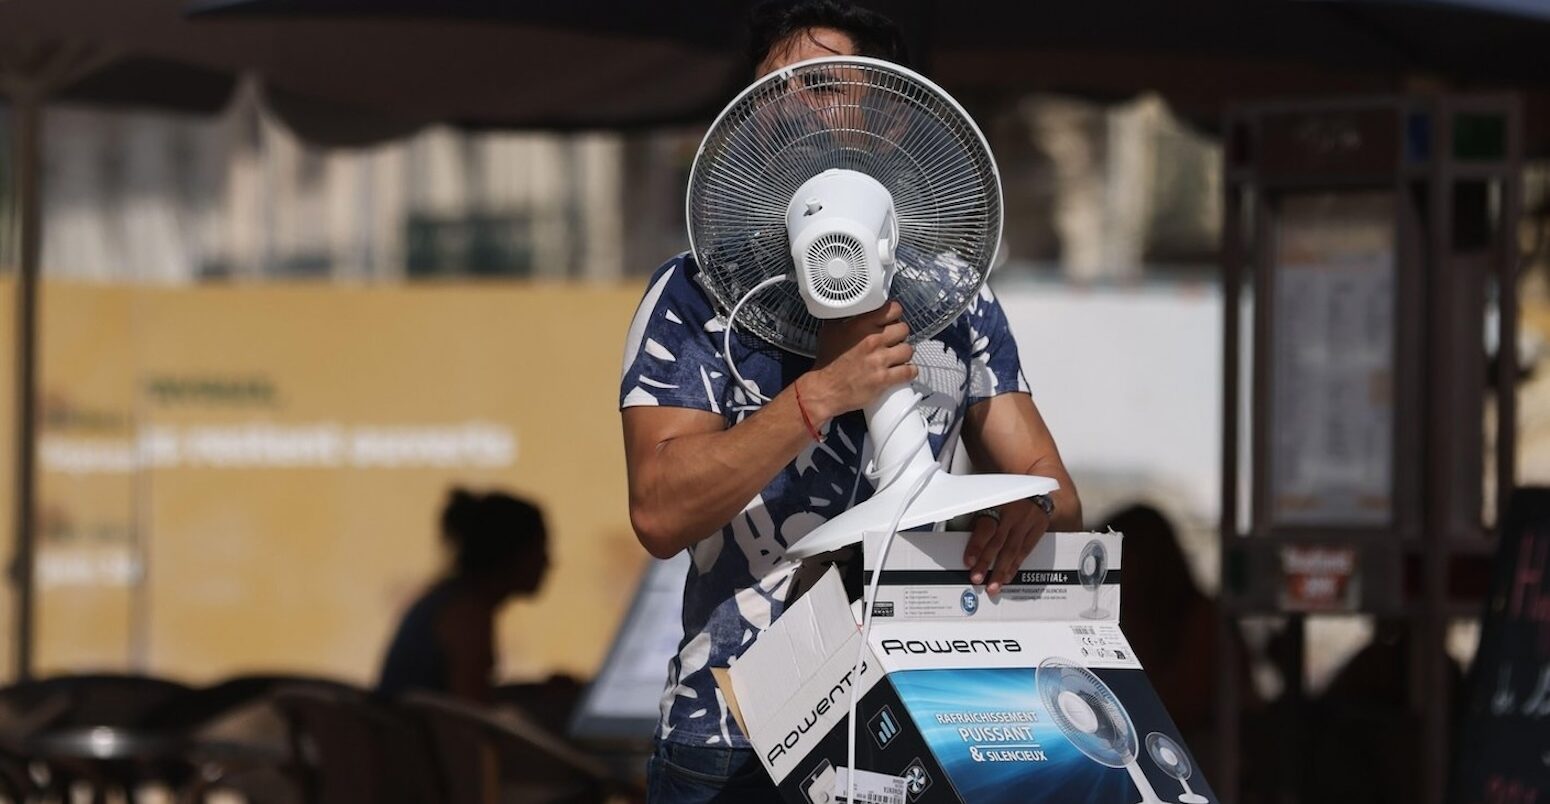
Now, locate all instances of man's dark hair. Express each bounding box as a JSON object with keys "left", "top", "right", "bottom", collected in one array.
[{"left": 747, "top": 0, "right": 910, "bottom": 71}]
